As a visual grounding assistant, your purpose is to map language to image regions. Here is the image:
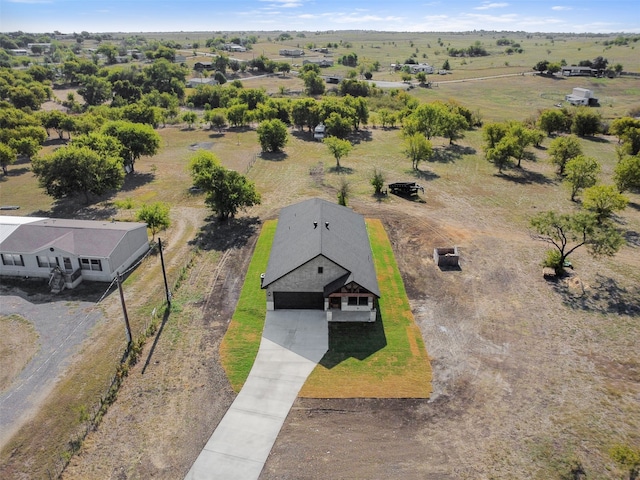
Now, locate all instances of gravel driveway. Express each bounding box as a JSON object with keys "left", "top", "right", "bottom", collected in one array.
[{"left": 0, "top": 284, "right": 104, "bottom": 448}]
